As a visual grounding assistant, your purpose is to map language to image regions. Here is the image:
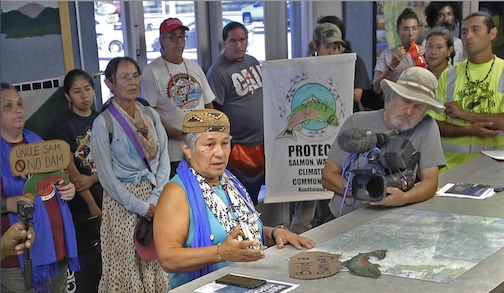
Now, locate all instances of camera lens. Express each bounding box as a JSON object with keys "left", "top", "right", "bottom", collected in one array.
[{"left": 367, "top": 177, "right": 385, "bottom": 198}]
